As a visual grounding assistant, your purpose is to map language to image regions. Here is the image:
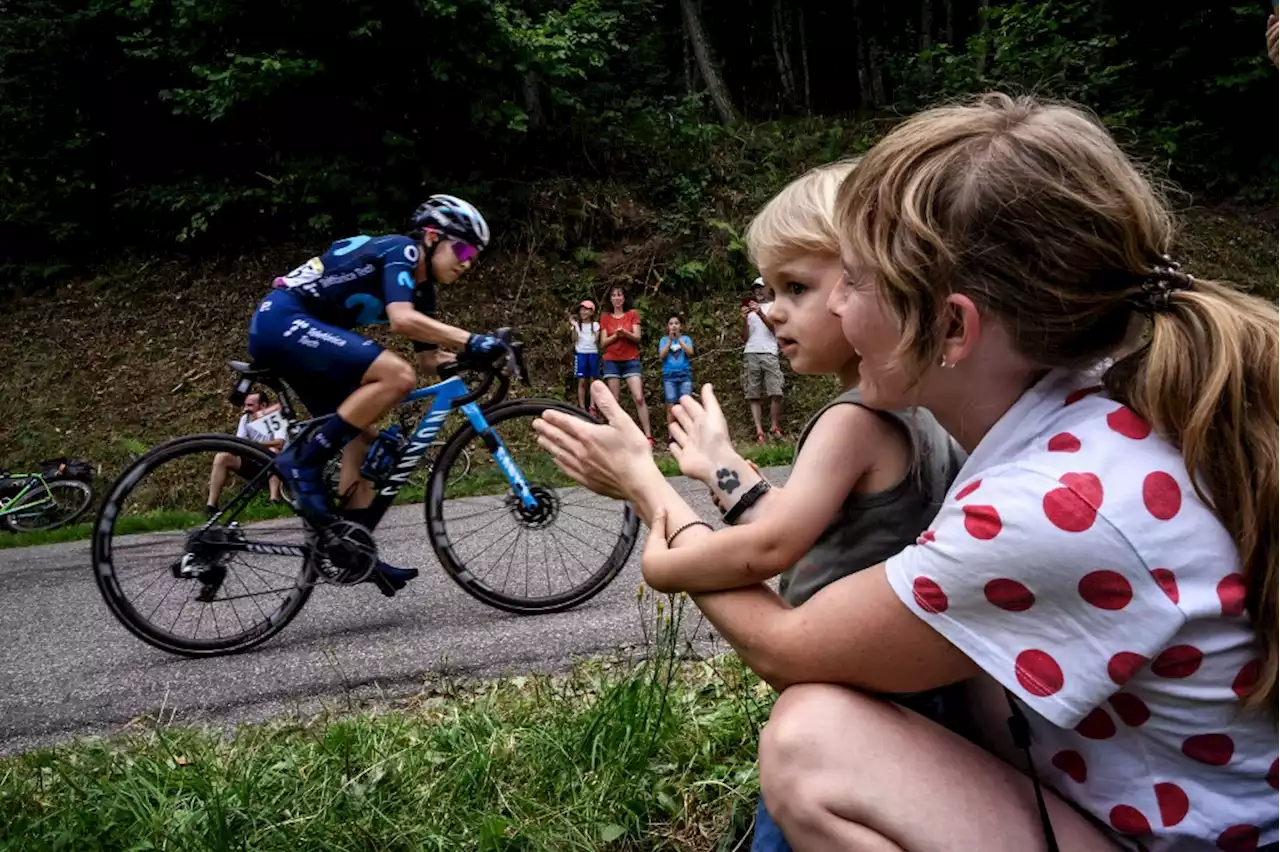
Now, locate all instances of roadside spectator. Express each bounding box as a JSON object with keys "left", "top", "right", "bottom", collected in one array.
[
  {"left": 206, "top": 391, "right": 284, "bottom": 515},
  {"left": 1268, "top": 12, "right": 1278, "bottom": 66},
  {"left": 657, "top": 315, "right": 694, "bottom": 439},
  {"left": 742, "top": 276, "right": 784, "bottom": 443},
  {"left": 569, "top": 299, "right": 601, "bottom": 412},
  {"left": 599, "top": 285, "right": 653, "bottom": 445}
]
